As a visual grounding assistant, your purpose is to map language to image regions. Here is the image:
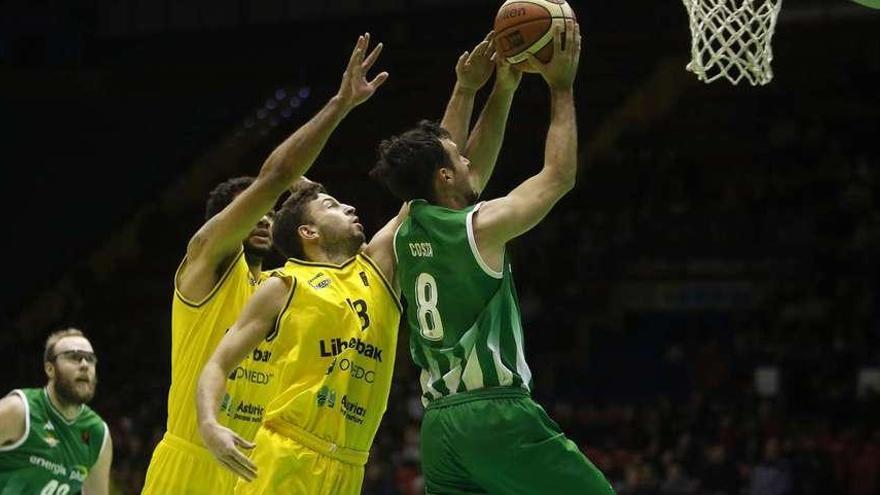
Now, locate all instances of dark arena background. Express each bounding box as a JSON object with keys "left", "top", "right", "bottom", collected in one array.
[{"left": 2, "top": 0, "right": 879, "bottom": 493}]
